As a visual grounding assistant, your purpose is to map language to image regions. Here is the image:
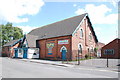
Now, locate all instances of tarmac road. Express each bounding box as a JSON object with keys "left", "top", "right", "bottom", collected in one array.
[{"left": 1, "top": 57, "right": 119, "bottom": 78}]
